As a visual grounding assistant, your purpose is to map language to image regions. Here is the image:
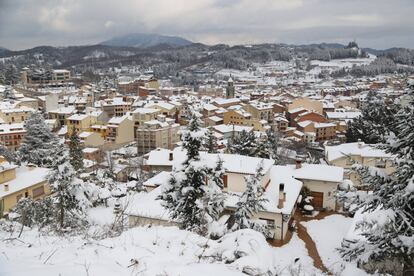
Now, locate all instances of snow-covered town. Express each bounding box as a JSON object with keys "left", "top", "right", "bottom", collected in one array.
[{"left": 0, "top": 1, "right": 413, "bottom": 275}]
